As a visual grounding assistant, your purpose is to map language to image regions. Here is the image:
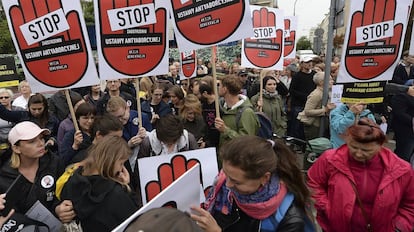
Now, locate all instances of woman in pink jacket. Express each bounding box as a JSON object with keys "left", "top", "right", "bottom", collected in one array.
[{"left": 308, "top": 118, "right": 414, "bottom": 232}]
